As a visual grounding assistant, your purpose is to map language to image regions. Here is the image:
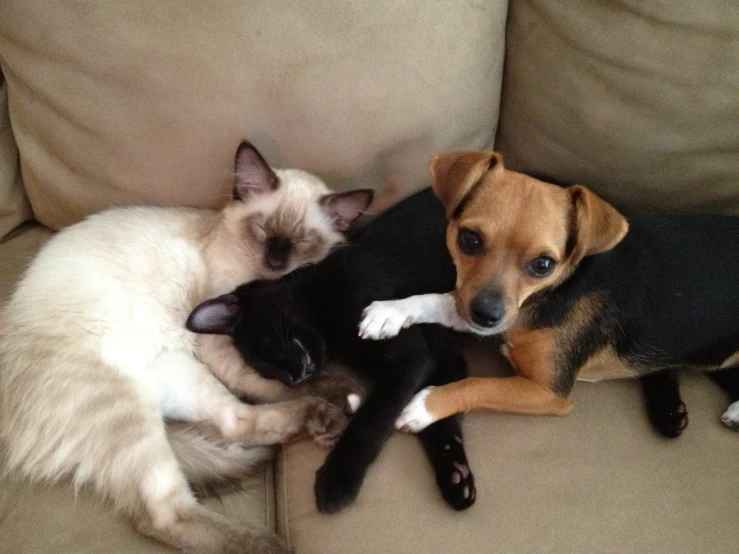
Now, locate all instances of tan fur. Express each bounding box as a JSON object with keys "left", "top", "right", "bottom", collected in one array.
[
  {"left": 0, "top": 146, "right": 363, "bottom": 553},
  {"left": 568, "top": 185, "right": 630, "bottom": 264},
  {"left": 165, "top": 422, "right": 272, "bottom": 497},
  {"left": 430, "top": 150, "right": 502, "bottom": 216},
  {"left": 418, "top": 151, "right": 631, "bottom": 423},
  {"left": 432, "top": 154, "right": 627, "bottom": 331},
  {"left": 561, "top": 294, "right": 637, "bottom": 381}
]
